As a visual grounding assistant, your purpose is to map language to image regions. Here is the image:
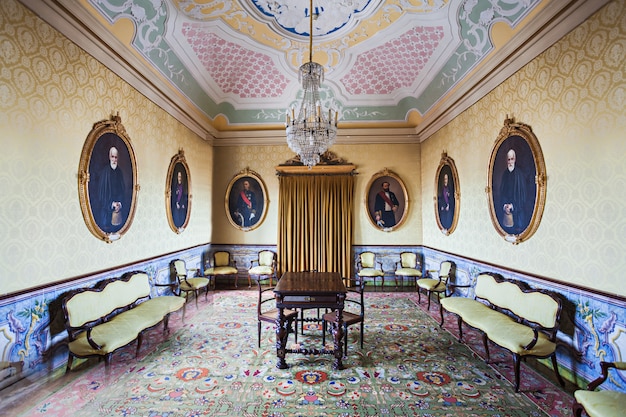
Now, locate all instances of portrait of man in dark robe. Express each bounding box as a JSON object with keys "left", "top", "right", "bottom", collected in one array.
[
  {"left": 88, "top": 135, "right": 132, "bottom": 234},
  {"left": 493, "top": 137, "right": 536, "bottom": 235}
]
